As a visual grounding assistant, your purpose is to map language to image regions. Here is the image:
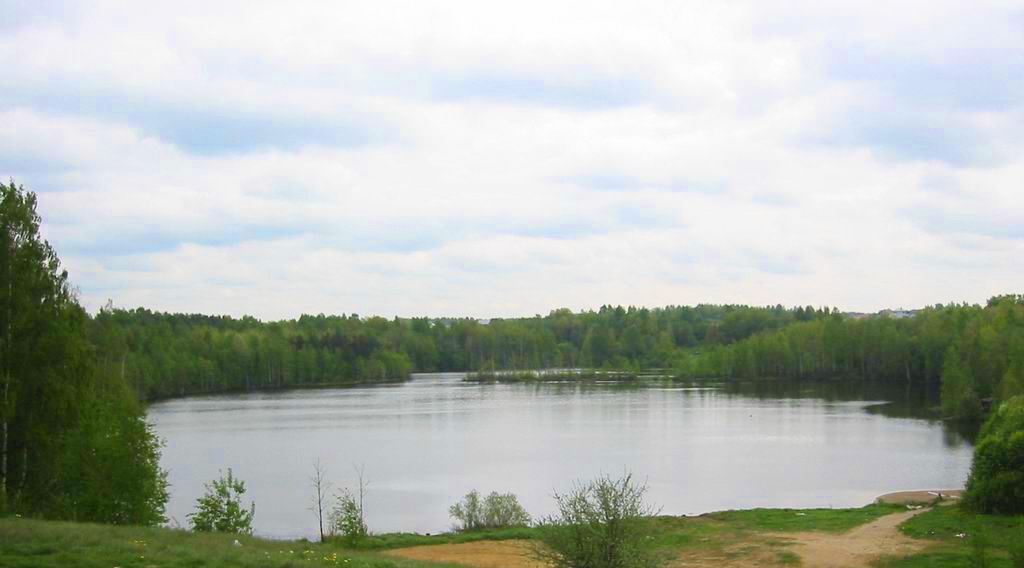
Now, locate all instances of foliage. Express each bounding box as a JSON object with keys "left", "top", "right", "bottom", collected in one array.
[
  {"left": 963, "top": 396, "right": 1024, "bottom": 514},
  {"left": 56, "top": 397, "right": 168, "bottom": 525},
  {"left": 449, "top": 490, "right": 531, "bottom": 531},
  {"left": 329, "top": 489, "right": 368, "bottom": 546},
  {"left": 0, "top": 180, "right": 167, "bottom": 524},
  {"left": 87, "top": 291, "right": 1024, "bottom": 423},
  {"left": 86, "top": 302, "right": 826, "bottom": 400},
  {"left": 188, "top": 469, "right": 255, "bottom": 534},
  {"left": 535, "top": 473, "right": 666, "bottom": 568},
  {"left": 941, "top": 346, "right": 982, "bottom": 420}
]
